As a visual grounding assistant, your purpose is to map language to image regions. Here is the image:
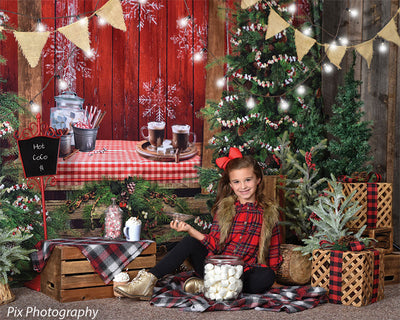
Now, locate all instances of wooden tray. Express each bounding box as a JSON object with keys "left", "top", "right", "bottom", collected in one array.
[{"left": 136, "top": 141, "right": 198, "bottom": 162}]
